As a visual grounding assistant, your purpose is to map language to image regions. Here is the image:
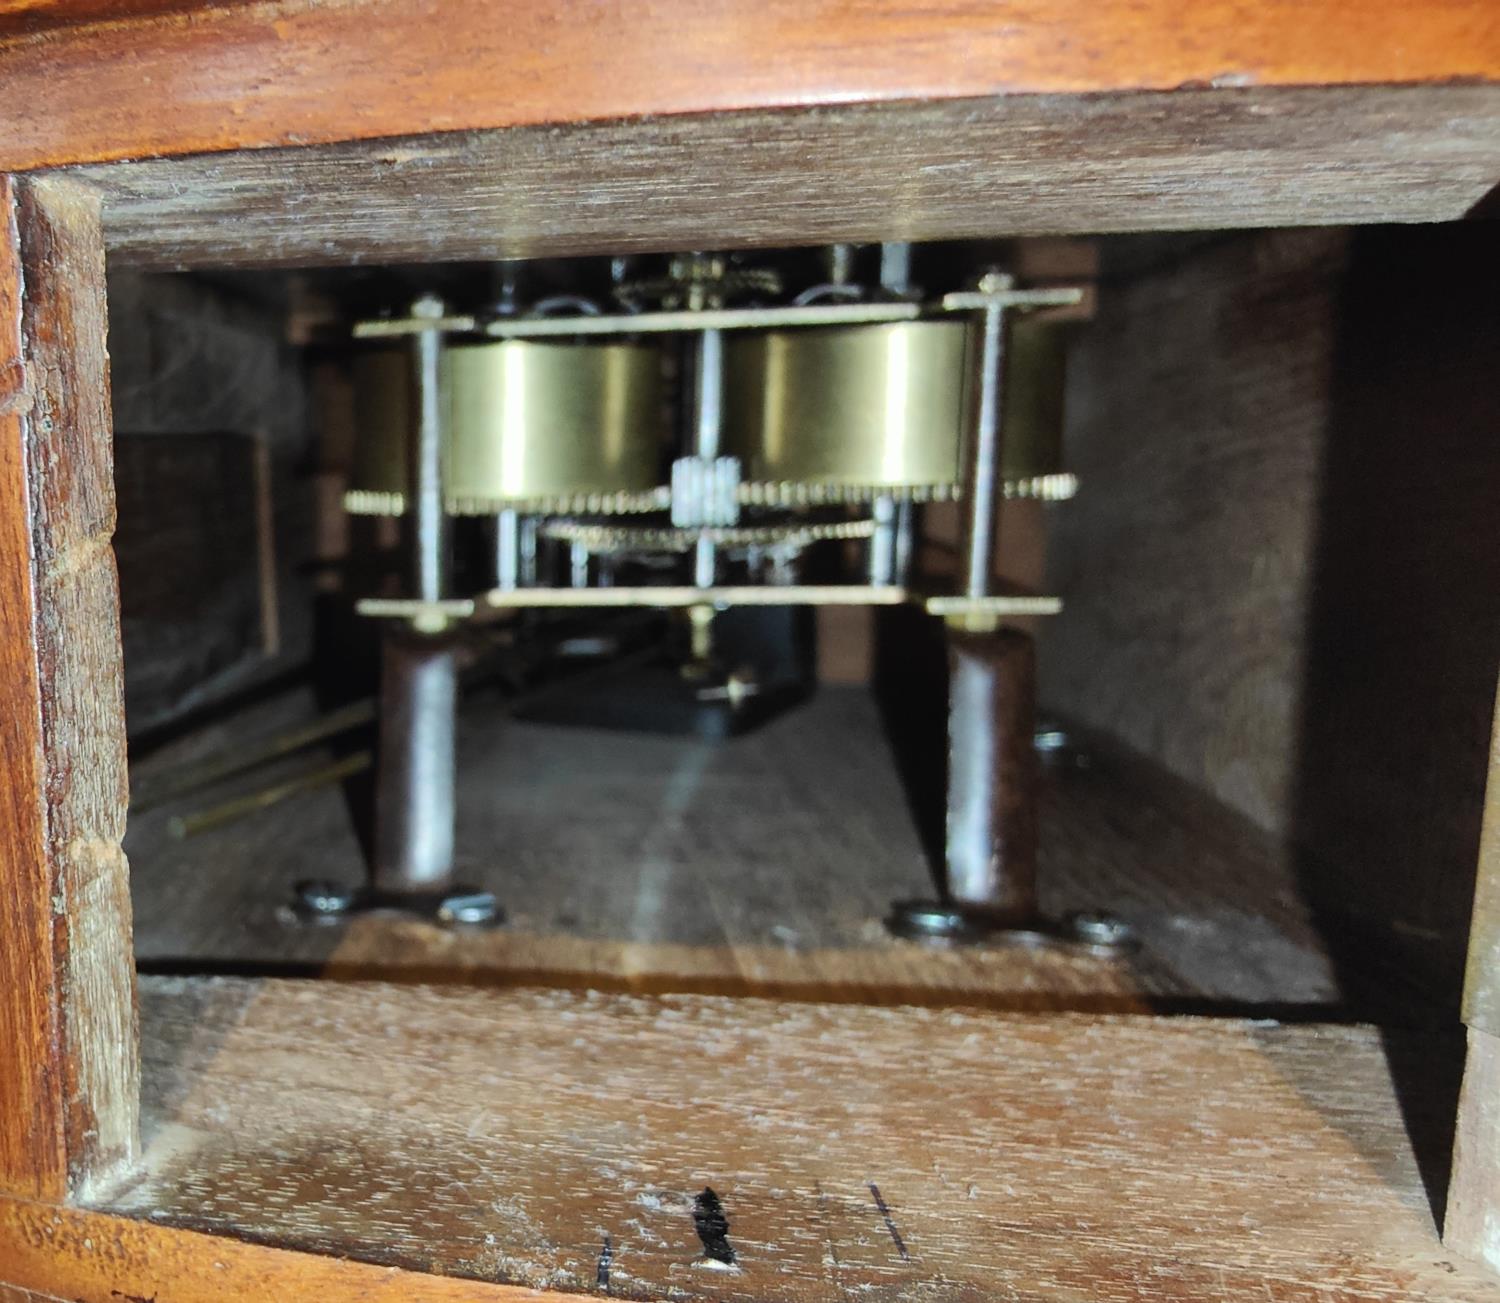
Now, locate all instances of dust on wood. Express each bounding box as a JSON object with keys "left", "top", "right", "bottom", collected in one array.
[
  {"left": 90, "top": 976, "right": 1500, "bottom": 1302},
  {"left": 125, "top": 687, "right": 1346, "bottom": 1012},
  {"left": 57, "top": 86, "right": 1500, "bottom": 271}
]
